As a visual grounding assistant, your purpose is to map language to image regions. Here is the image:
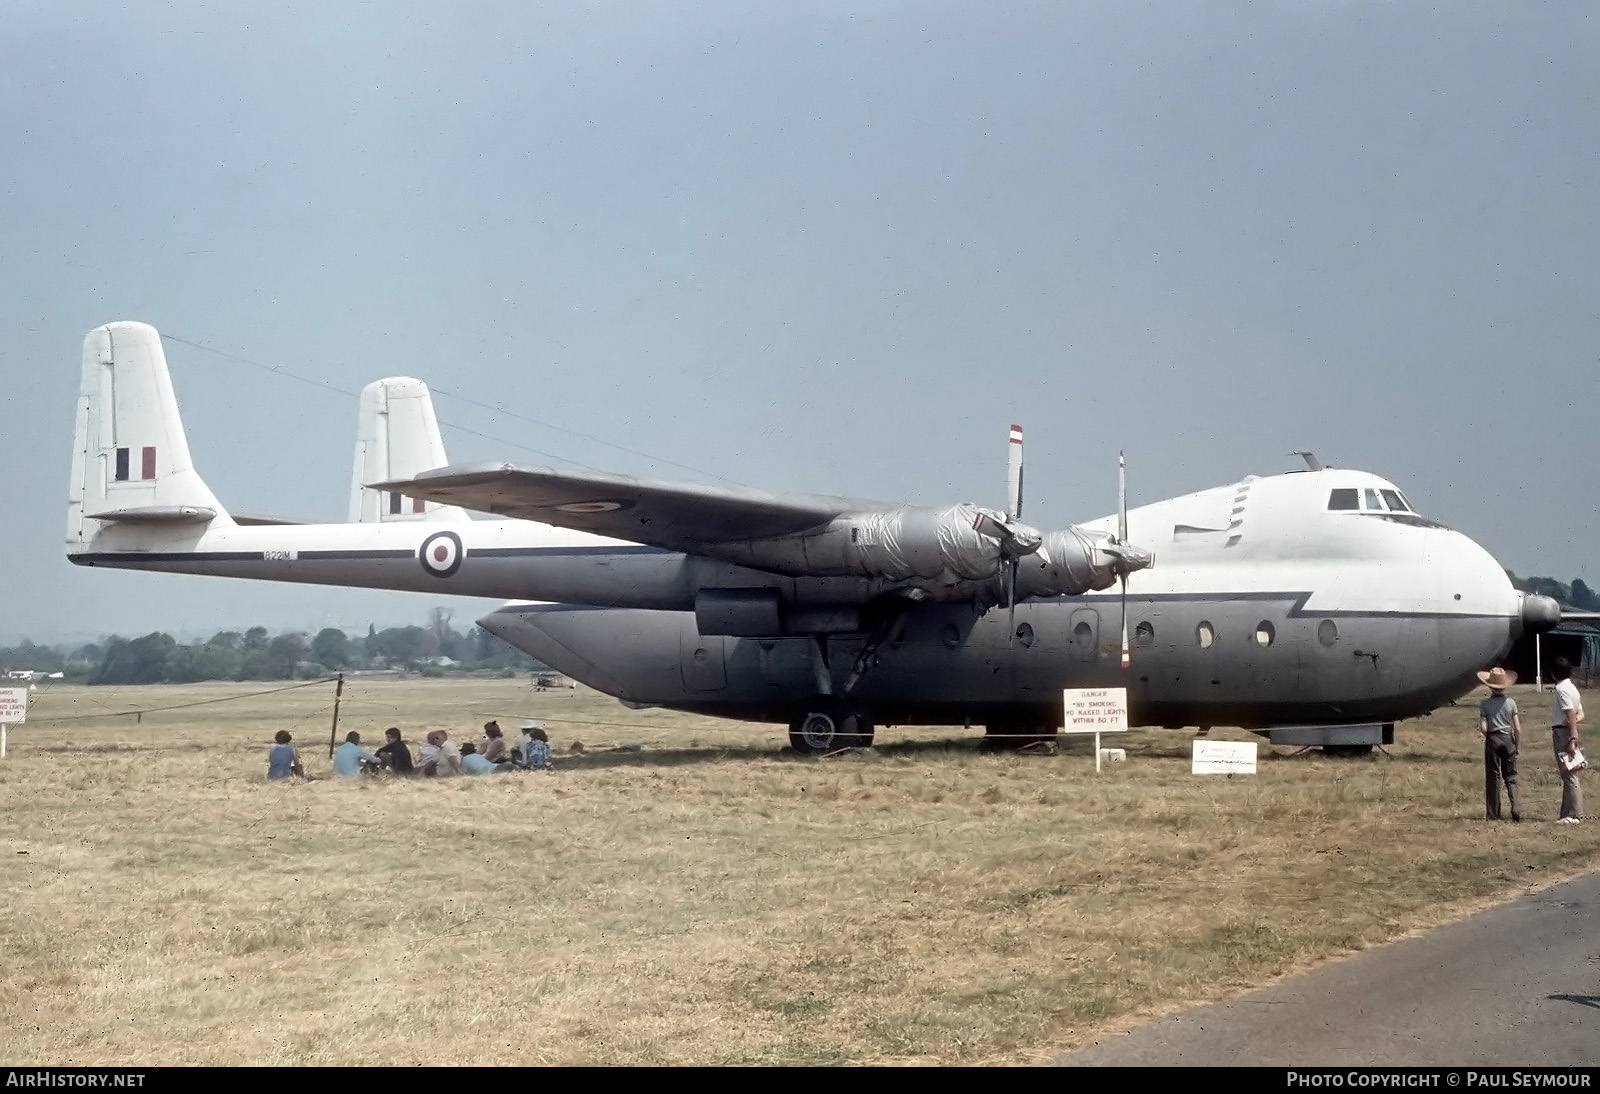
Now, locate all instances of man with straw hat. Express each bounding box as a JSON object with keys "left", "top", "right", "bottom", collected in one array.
[{"left": 1477, "top": 666, "right": 1522, "bottom": 822}]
